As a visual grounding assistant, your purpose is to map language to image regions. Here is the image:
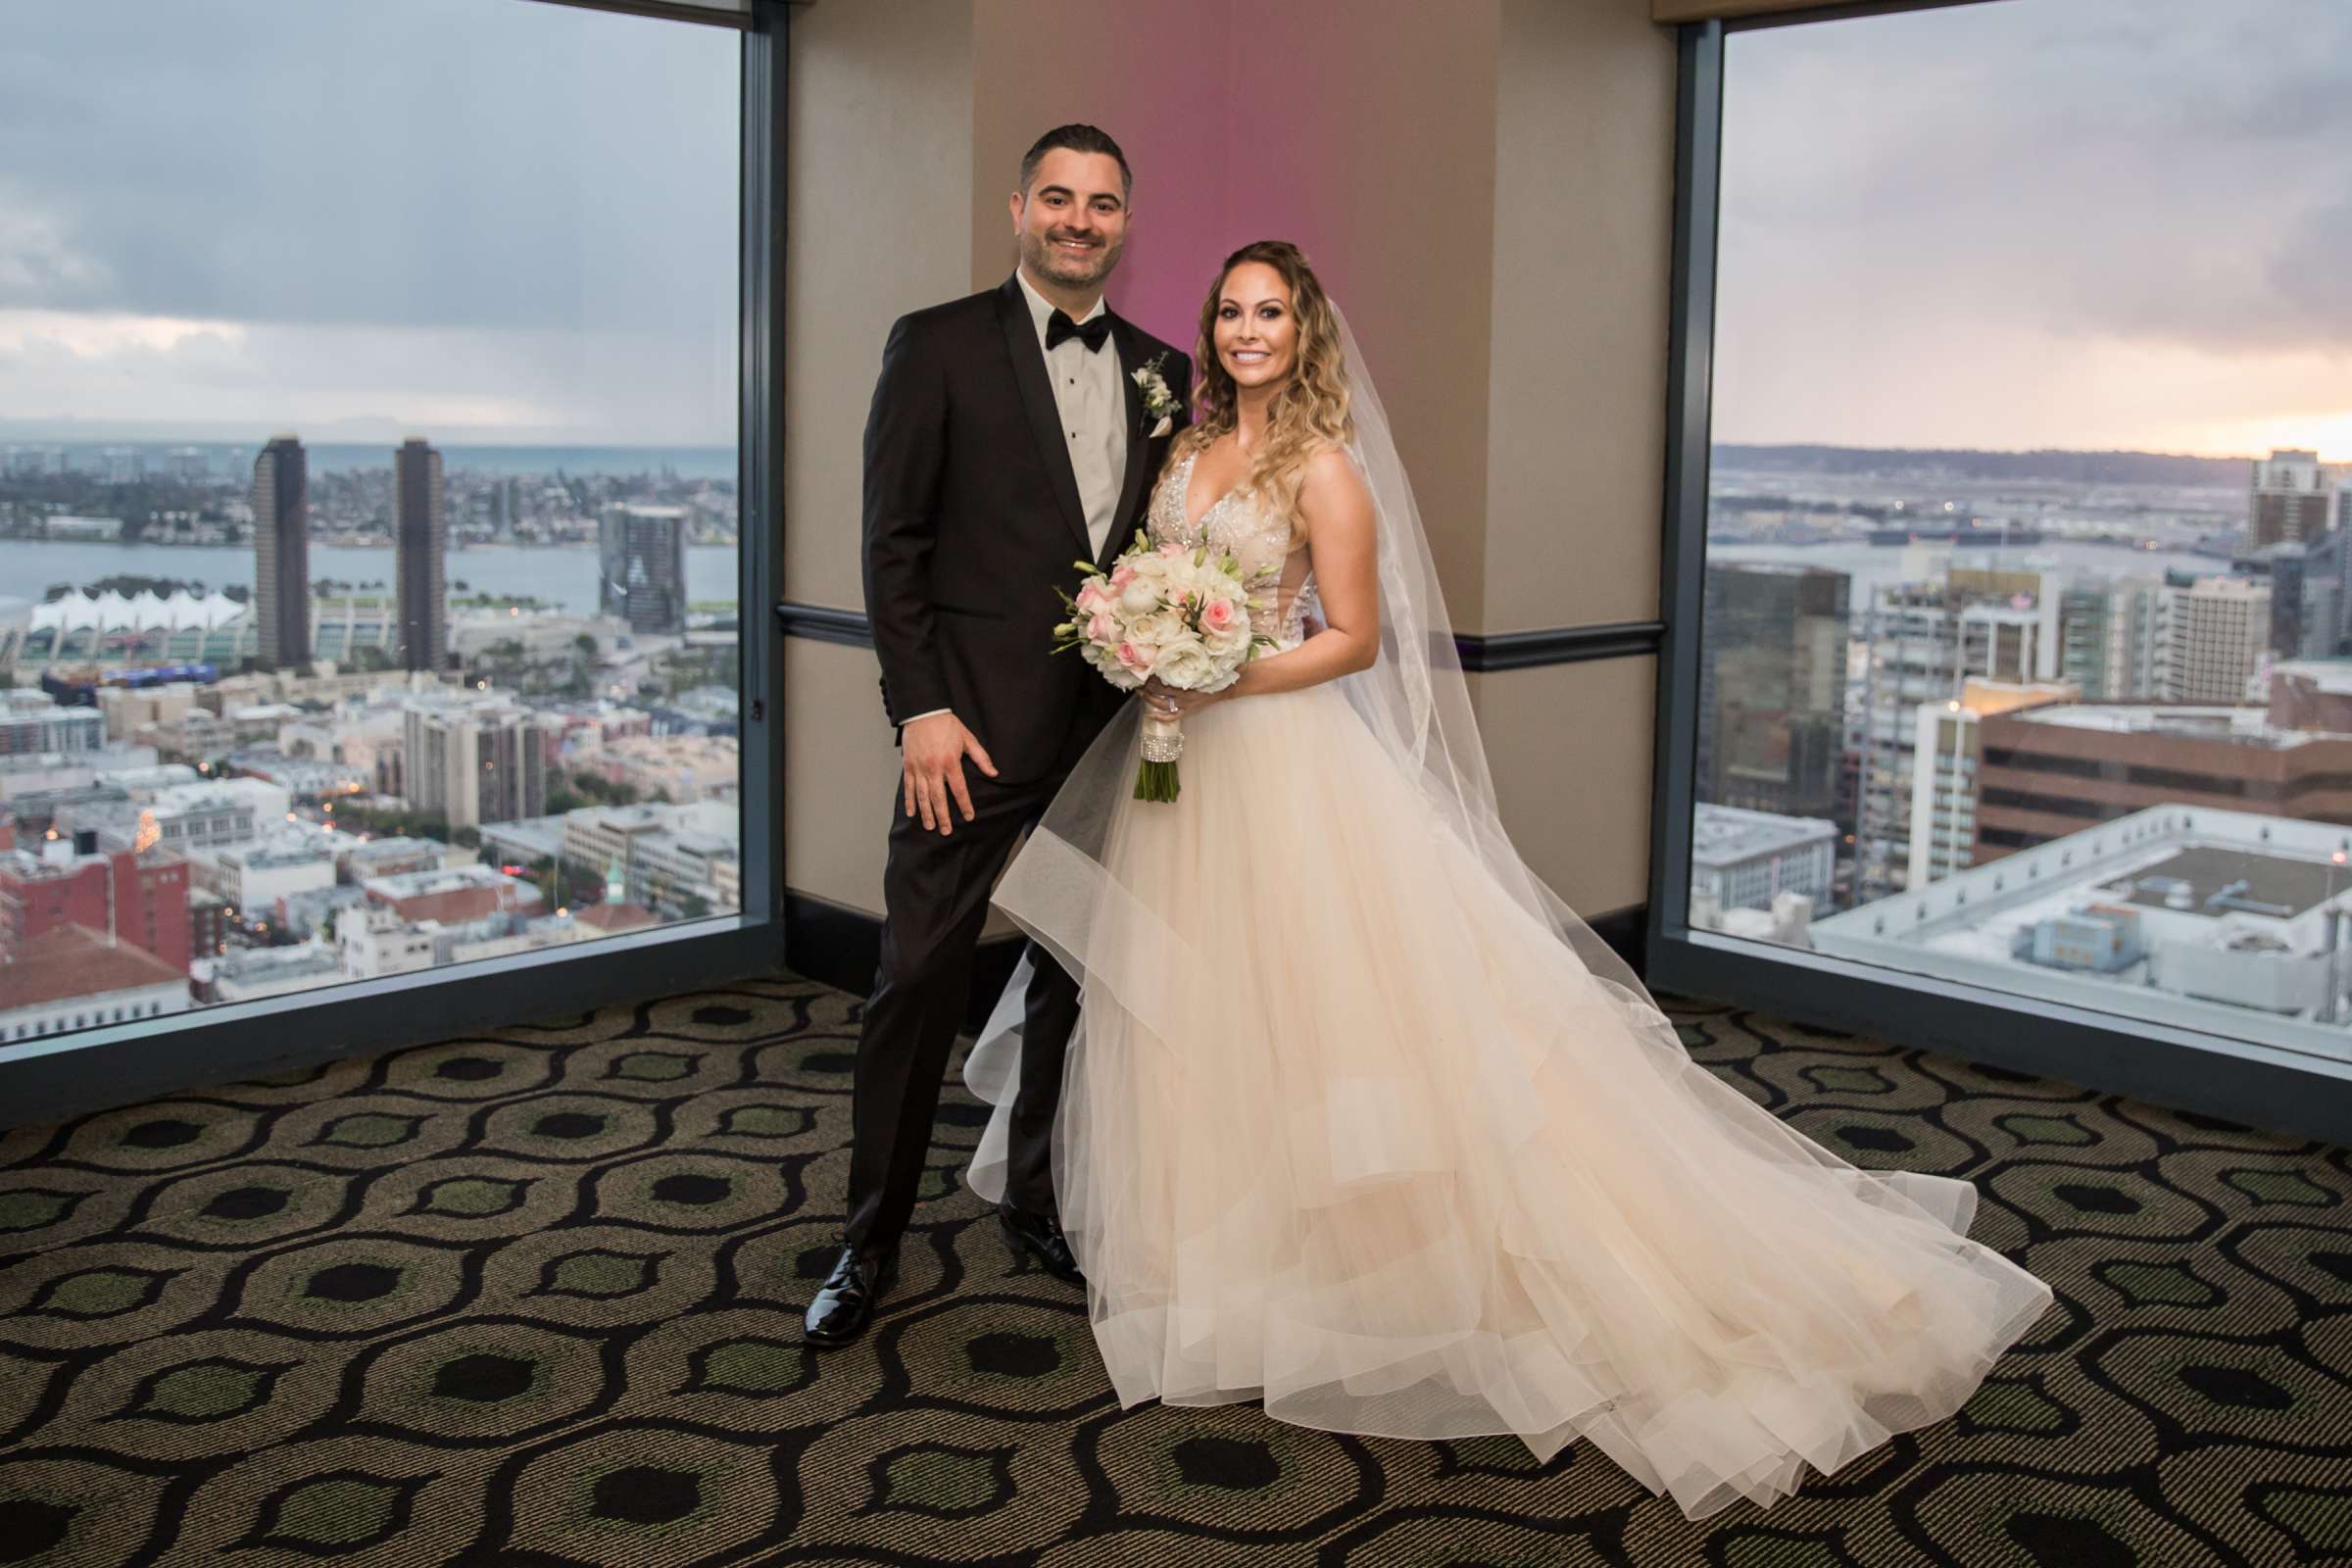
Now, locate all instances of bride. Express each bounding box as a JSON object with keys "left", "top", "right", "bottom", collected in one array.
[{"left": 961, "top": 239, "right": 2053, "bottom": 1521}]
